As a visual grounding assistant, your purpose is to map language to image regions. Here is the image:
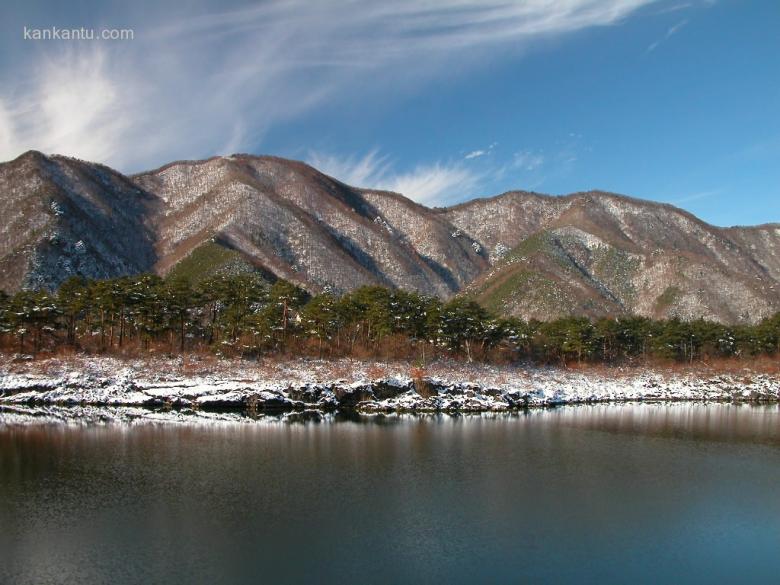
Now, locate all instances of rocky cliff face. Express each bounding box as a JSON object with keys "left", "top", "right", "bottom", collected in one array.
[{"left": 1, "top": 151, "right": 778, "bottom": 323}]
